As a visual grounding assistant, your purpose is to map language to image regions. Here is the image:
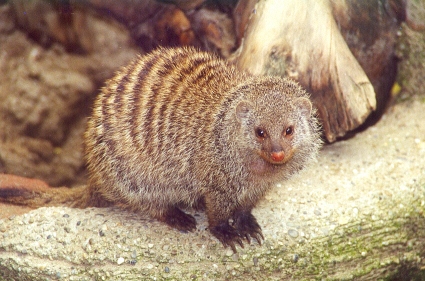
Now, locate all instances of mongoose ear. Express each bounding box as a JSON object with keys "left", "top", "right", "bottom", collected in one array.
[
  {"left": 294, "top": 97, "right": 312, "bottom": 118},
  {"left": 236, "top": 100, "right": 253, "bottom": 121}
]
